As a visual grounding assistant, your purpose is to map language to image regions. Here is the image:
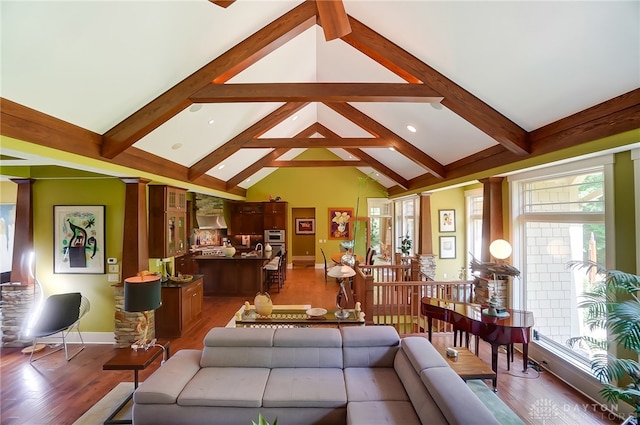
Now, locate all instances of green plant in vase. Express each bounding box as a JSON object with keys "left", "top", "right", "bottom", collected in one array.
[{"left": 566, "top": 260, "right": 640, "bottom": 423}]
